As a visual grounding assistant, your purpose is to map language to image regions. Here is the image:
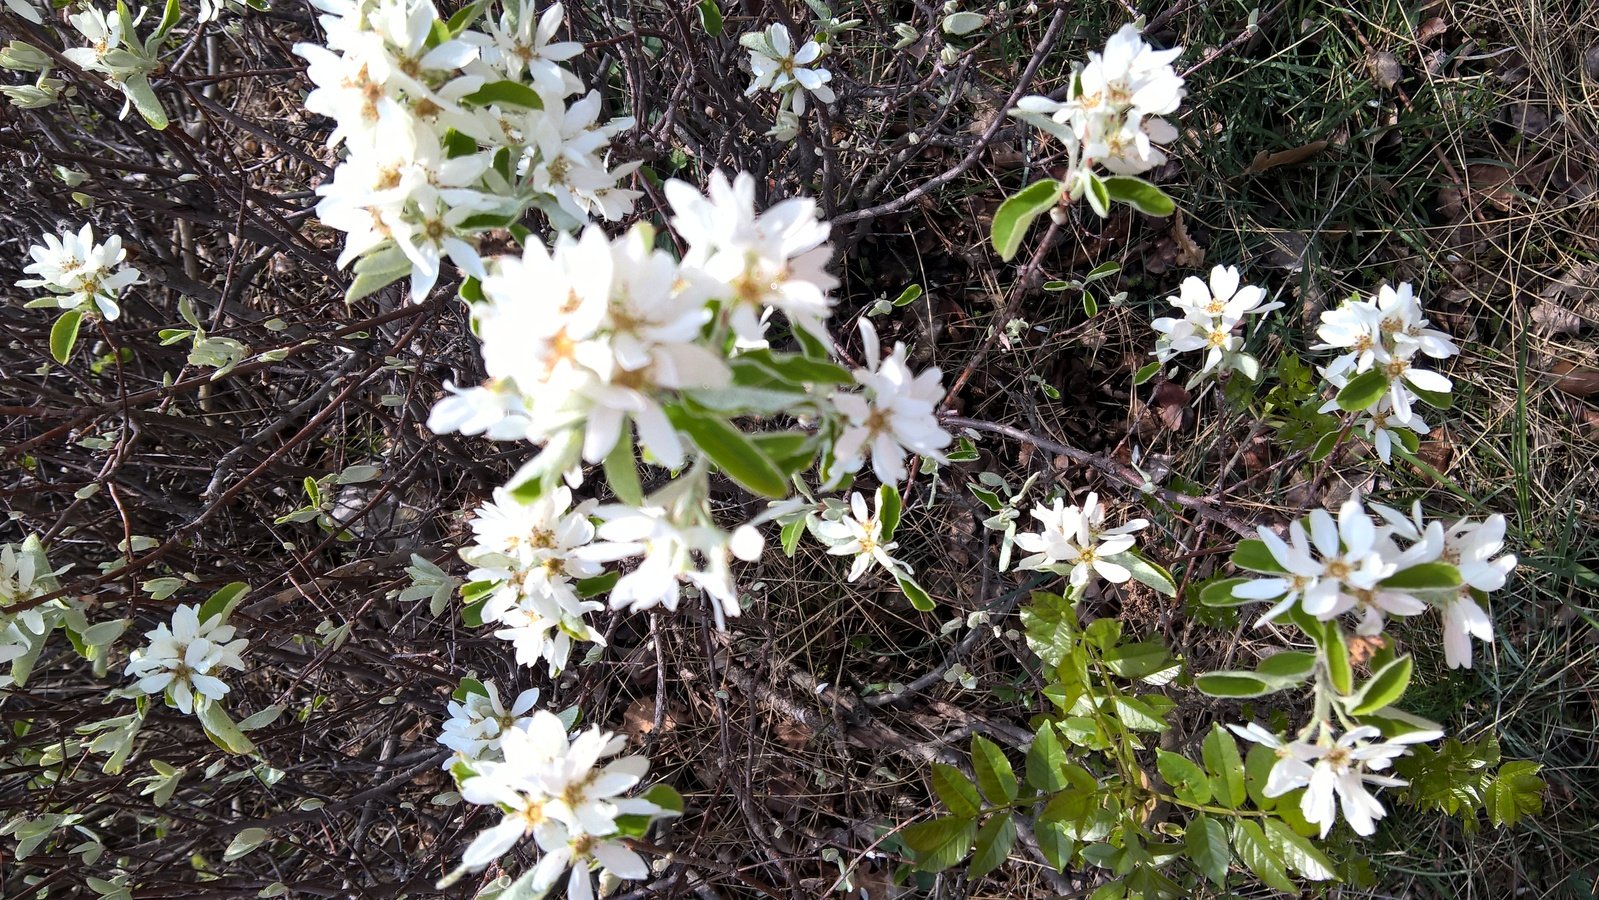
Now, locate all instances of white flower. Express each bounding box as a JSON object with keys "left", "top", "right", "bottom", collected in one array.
[
  {"left": 124, "top": 605, "right": 249, "bottom": 716},
  {"left": 1247, "top": 725, "right": 1440, "bottom": 838},
  {"left": 1009, "top": 25, "right": 1184, "bottom": 181},
  {"left": 745, "top": 24, "right": 835, "bottom": 115},
  {"left": 1227, "top": 723, "right": 1315, "bottom": 796},
  {"left": 1315, "top": 282, "right": 1457, "bottom": 425},
  {"left": 62, "top": 8, "right": 125, "bottom": 74},
  {"left": 1151, "top": 265, "right": 1277, "bottom": 379},
  {"left": 814, "top": 492, "right": 906, "bottom": 581},
  {"left": 18, "top": 224, "right": 142, "bottom": 321},
  {"left": 578, "top": 506, "right": 741, "bottom": 623},
  {"left": 830, "top": 319, "right": 952, "bottom": 484},
  {"left": 525, "top": 821, "right": 649, "bottom": 900},
  {"left": 480, "top": 0, "right": 583, "bottom": 95},
  {"left": 459, "top": 711, "right": 672, "bottom": 872},
  {"left": 1013, "top": 492, "right": 1146, "bottom": 589},
  {"left": 664, "top": 171, "right": 839, "bottom": 345},
  {"left": 1436, "top": 515, "right": 1514, "bottom": 668},
  {"left": 438, "top": 681, "right": 541, "bottom": 765},
  {"left": 427, "top": 380, "right": 533, "bottom": 440},
  {"left": 1235, "top": 495, "right": 1421, "bottom": 631}
]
